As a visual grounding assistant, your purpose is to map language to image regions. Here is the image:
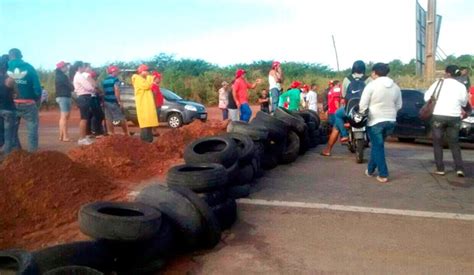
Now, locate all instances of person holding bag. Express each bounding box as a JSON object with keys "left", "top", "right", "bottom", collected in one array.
[{"left": 424, "top": 65, "right": 469, "bottom": 177}]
